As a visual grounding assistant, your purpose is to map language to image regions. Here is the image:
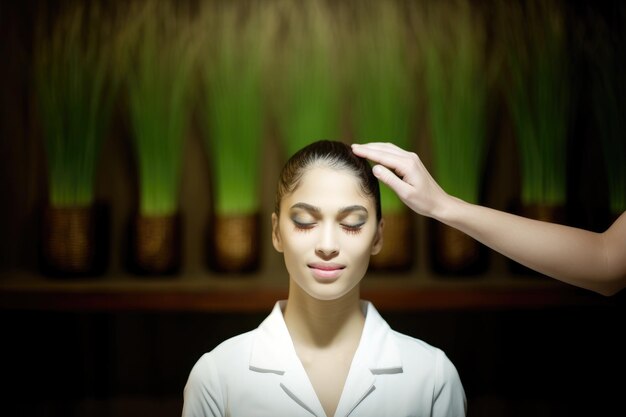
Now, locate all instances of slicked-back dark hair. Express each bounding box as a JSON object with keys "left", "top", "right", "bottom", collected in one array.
[{"left": 275, "top": 140, "right": 381, "bottom": 222}]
